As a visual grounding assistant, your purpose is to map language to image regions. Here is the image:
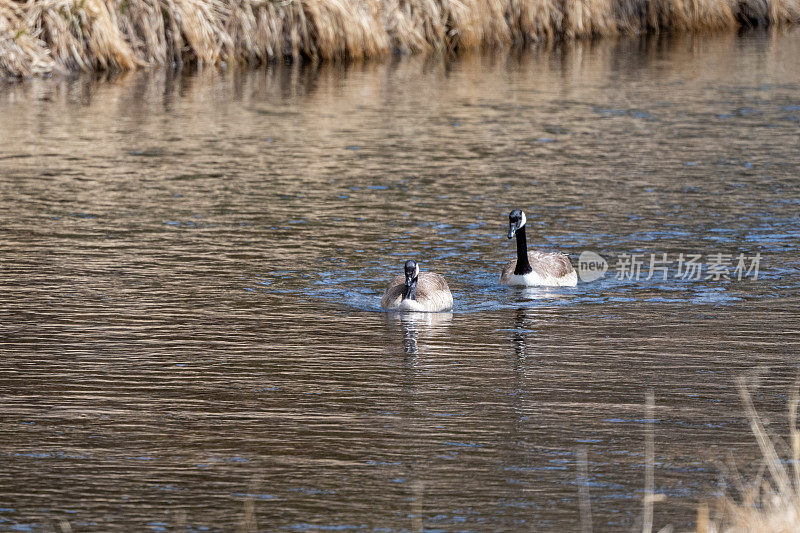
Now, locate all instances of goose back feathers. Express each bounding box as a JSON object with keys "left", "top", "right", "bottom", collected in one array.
[{"left": 500, "top": 251, "right": 577, "bottom": 286}]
